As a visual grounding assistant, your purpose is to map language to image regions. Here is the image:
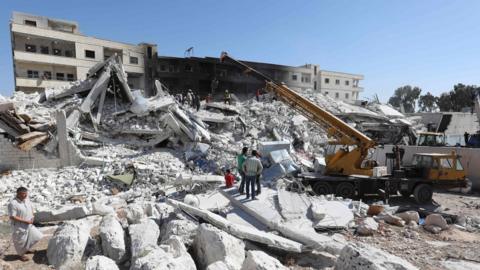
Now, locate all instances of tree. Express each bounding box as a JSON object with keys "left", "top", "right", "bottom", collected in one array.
[
  {"left": 388, "top": 85, "right": 422, "bottom": 113},
  {"left": 436, "top": 92, "right": 453, "bottom": 111},
  {"left": 418, "top": 92, "right": 438, "bottom": 112},
  {"left": 435, "top": 84, "right": 480, "bottom": 112}
]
